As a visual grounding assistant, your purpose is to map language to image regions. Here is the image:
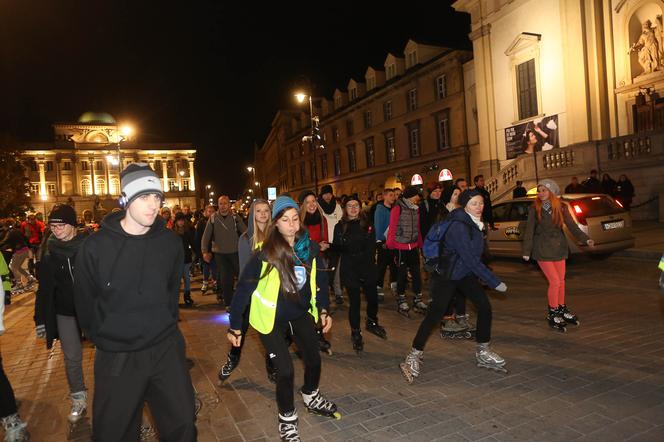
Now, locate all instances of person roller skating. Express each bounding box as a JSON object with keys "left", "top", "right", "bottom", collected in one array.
[
  {"left": 331, "top": 194, "right": 387, "bottom": 354},
  {"left": 386, "top": 186, "right": 425, "bottom": 320},
  {"left": 400, "top": 190, "right": 508, "bottom": 383},
  {"left": 227, "top": 197, "right": 338, "bottom": 441},
  {"left": 522, "top": 179, "right": 594, "bottom": 333},
  {"left": 441, "top": 313, "right": 475, "bottom": 339}
]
